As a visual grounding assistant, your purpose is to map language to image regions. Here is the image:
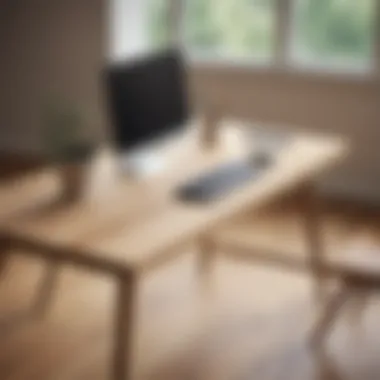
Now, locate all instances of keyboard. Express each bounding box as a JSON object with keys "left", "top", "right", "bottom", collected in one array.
[{"left": 176, "top": 158, "right": 270, "bottom": 203}]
